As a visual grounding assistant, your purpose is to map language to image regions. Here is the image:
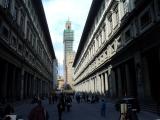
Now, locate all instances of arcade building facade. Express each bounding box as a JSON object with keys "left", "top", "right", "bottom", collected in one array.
[
  {"left": 0, "top": 0, "right": 56, "bottom": 102},
  {"left": 73, "top": 0, "right": 160, "bottom": 113}
]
